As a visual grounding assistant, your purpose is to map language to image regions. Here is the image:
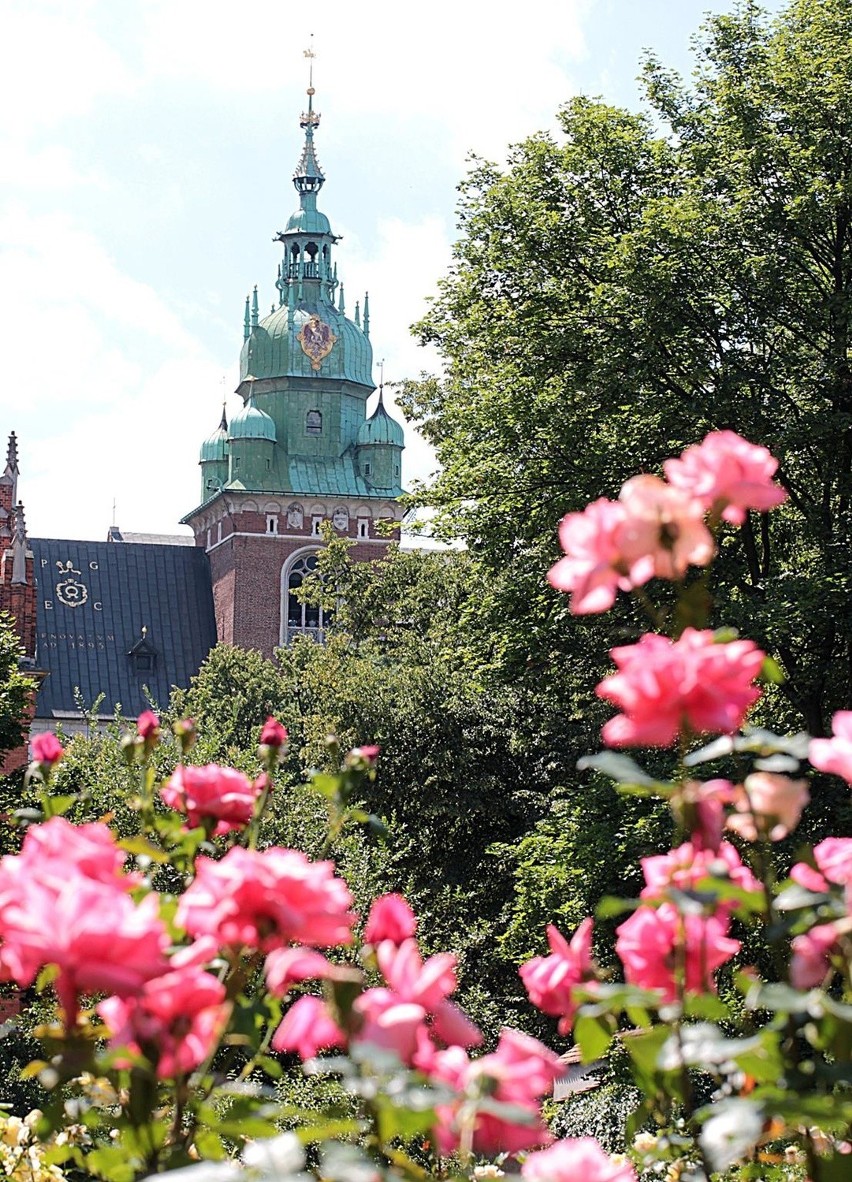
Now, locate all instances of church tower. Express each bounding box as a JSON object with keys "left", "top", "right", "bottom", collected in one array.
[{"left": 183, "top": 65, "right": 405, "bottom": 658}]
